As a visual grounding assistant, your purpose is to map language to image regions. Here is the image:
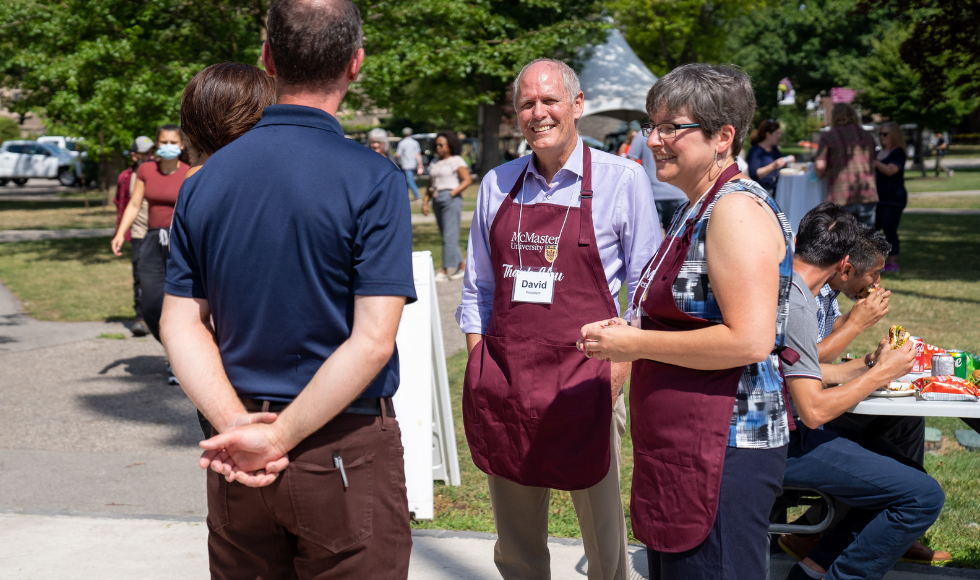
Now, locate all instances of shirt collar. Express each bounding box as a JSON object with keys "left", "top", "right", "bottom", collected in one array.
[
  {"left": 526, "top": 137, "right": 584, "bottom": 182},
  {"left": 253, "top": 104, "right": 344, "bottom": 136},
  {"left": 818, "top": 283, "right": 839, "bottom": 301}
]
